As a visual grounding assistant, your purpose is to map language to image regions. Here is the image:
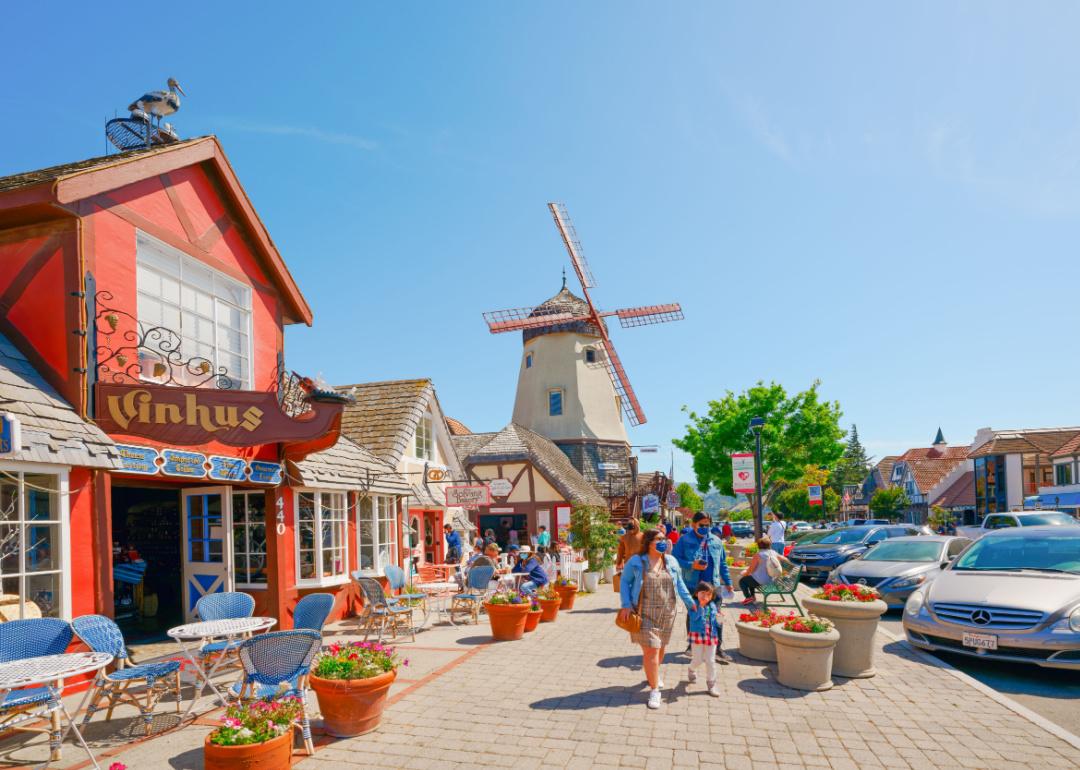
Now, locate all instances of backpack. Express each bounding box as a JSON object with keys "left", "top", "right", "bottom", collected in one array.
[{"left": 764, "top": 550, "right": 783, "bottom": 579}]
